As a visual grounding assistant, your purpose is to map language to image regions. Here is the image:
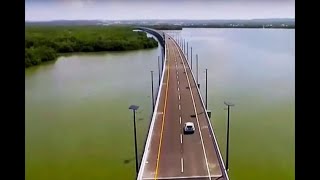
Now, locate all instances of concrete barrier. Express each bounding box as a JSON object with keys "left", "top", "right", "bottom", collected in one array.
[{"left": 136, "top": 28, "right": 167, "bottom": 180}]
